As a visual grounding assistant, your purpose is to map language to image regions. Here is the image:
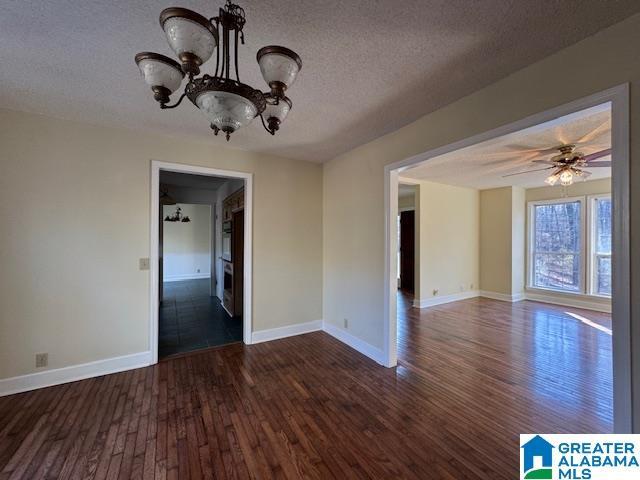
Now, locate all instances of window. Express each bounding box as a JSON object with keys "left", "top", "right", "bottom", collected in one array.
[
  {"left": 527, "top": 195, "right": 612, "bottom": 297},
  {"left": 530, "top": 199, "right": 583, "bottom": 292},
  {"left": 591, "top": 195, "right": 612, "bottom": 296}
]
